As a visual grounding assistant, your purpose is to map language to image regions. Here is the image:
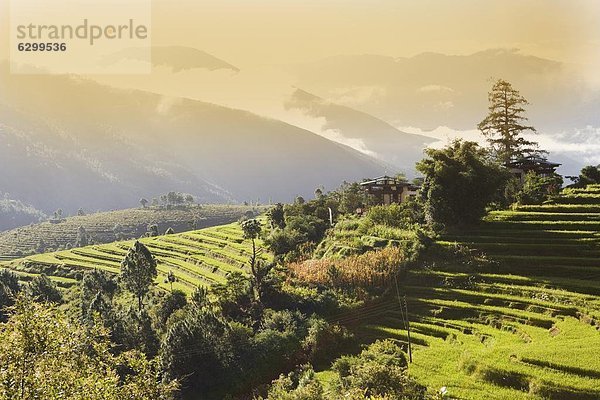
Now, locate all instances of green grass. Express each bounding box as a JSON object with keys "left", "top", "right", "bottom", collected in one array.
[
  {"left": 322, "top": 270, "right": 600, "bottom": 399},
  {"left": 318, "top": 185, "right": 600, "bottom": 399},
  {"left": 1, "top": 219, "right": 271, "bottom": 294}
]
